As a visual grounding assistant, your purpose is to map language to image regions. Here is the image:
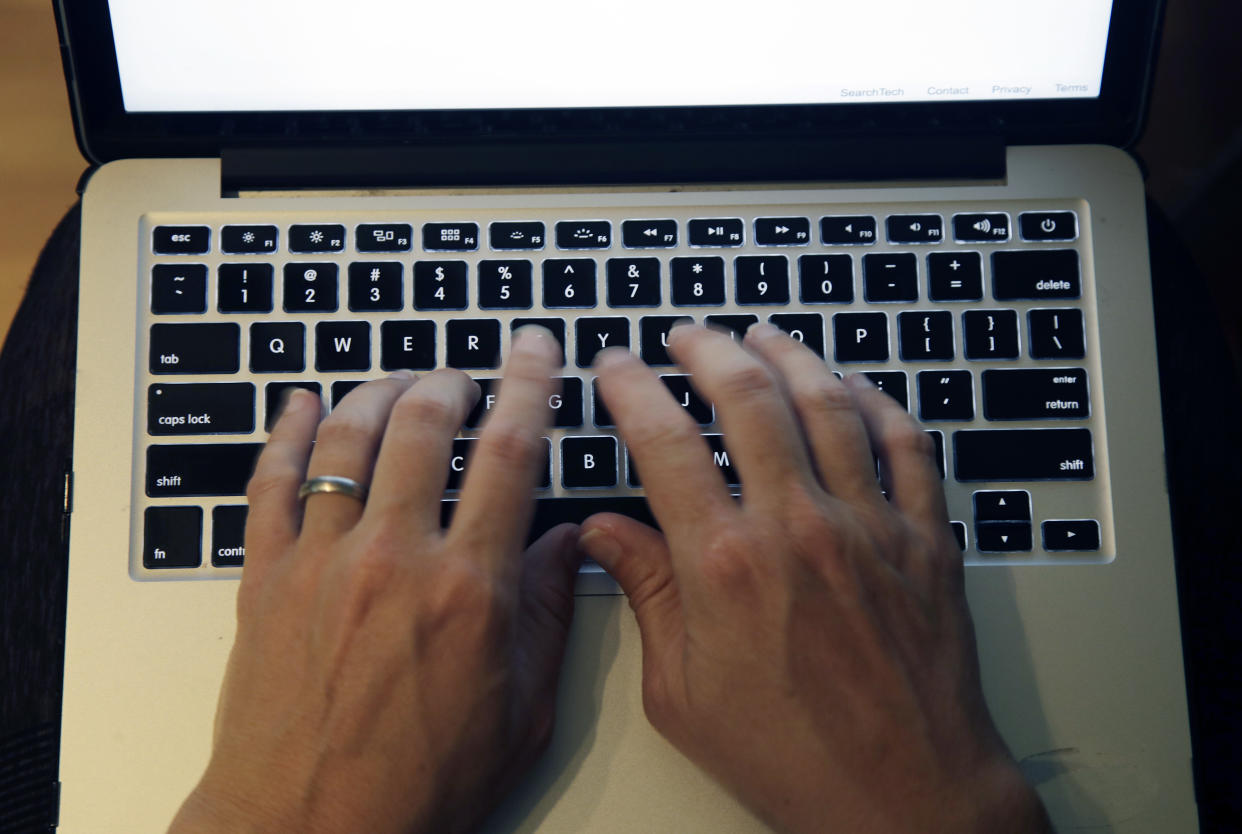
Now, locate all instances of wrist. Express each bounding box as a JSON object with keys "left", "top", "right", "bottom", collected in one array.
[{"left": 966, "top": 759, "right": 1052, "bottom": 834}]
